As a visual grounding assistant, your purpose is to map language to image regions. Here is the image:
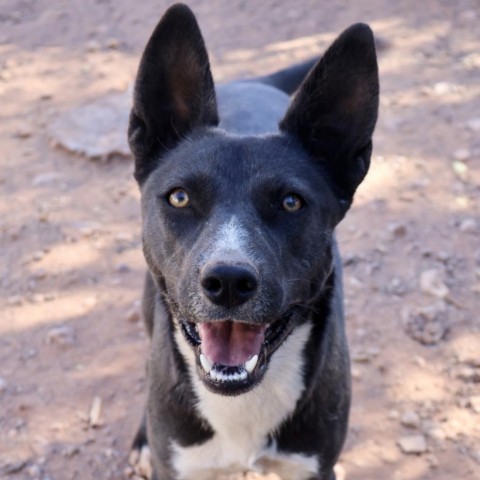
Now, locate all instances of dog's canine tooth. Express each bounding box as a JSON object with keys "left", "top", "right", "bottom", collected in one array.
[
  {"left": 200, "top": 354, "right": 212, "bottom": 373},
  {"left": 244, "top": 354, "right": 258, "bottom": 373}
]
